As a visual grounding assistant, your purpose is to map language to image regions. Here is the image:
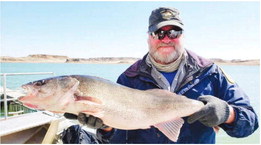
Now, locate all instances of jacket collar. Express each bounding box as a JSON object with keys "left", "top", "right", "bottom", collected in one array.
[
  {"left": 123, "top": 49, "right": 214, "bottom": 87},
  {"left": 123, "top": 53, "right": 151, "bottom": 78}
]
